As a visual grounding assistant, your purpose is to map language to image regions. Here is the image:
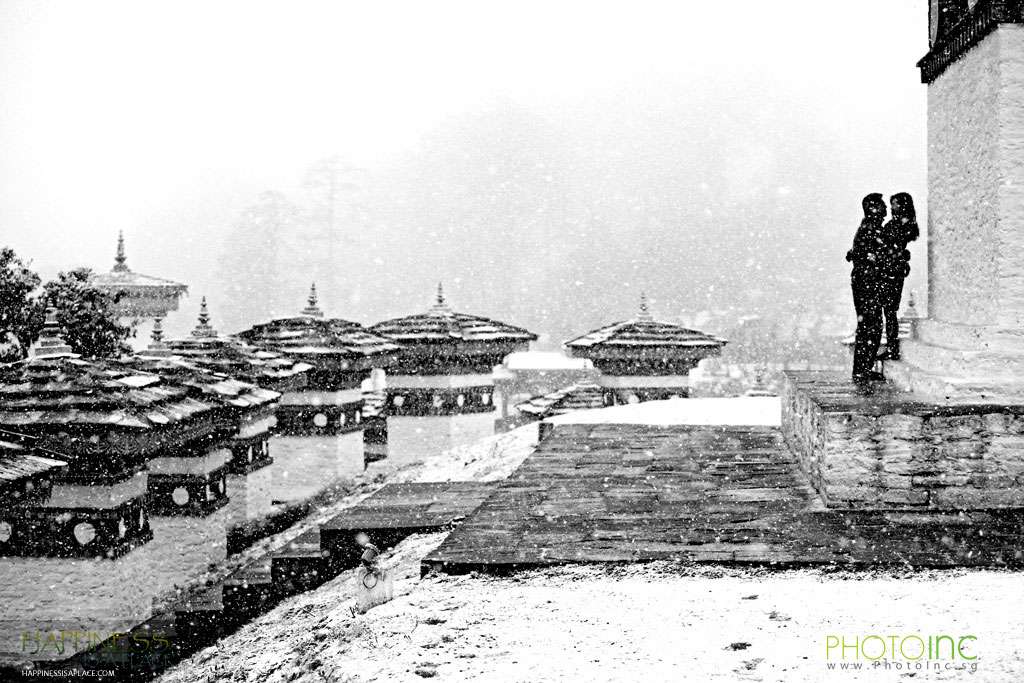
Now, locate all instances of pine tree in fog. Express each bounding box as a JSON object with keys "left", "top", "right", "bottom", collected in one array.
[{"left": 218, "top": 191, "right": 302, "bottom": 330}]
